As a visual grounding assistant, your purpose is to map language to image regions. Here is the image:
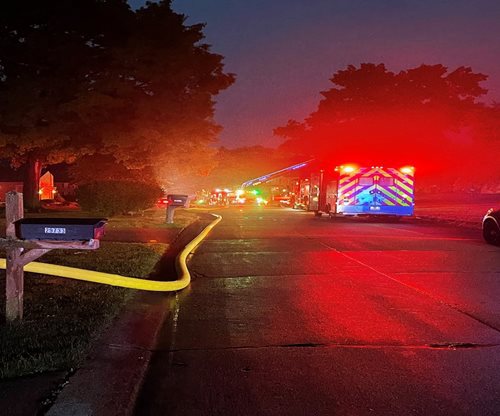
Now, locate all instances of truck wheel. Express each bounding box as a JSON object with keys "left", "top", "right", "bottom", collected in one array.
[{"left": 314, "top": 211, "right": 322, "bottom": 217}]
